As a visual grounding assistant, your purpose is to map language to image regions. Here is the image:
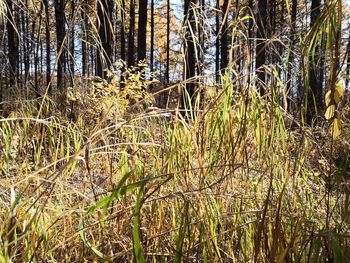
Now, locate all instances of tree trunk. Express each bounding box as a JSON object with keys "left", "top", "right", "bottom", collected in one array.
[
  {"left": 183, "top": 0, "right": 197, "bottom": 109},
  {"left": 35, "top": 3, "right": 44, "bottom": 96},
  {"left": 256, "top": 0, "right": 267, "bottom": 95},
  {"left": 44, "top": 0, "right": 51, "bottom": 91},
  {"left": 220, "top": 0, "right": 229, "bottom": 72},
  {"left": 54, "top": 0, "right": 66, "bottom": 92},
  {"left": 307, "top": 0, "right": 322, "bottom": 124},
  {"left": 81, "top": 7, "right": 89, "bottom": 93},
  {"left": 127, "top": 0, "right": 135, "bottom": 67},
  {"left": 150, "top": 0, "right": 154, "bottom": 90},
  {"left": 347, "top": 33, "right": 350, "bottom": 89},
  {"left": 69, "top": 0, "right": 75, "bottom": 85},
  {"left": 6, "top": 0, "right": 19, "bottom": 86},
  {"left": 120, "top": 0, "right": 126, "bottom": 88},
  {"left": 137, "top": 0, "right": 148, "bottom": 64},
  {"left": 215, "top": 0, "right": 220, "bottom": 82},
  {"left": 287, "top": 0, "right": 297, "bottom": 110},
  {"left": 96, "top": 0, "right": 113, "bottom": 78},
  {"left": 165, "top": 0, "right": 170, "bottom": 83}
]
